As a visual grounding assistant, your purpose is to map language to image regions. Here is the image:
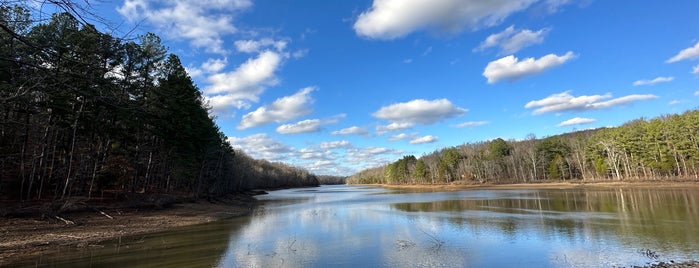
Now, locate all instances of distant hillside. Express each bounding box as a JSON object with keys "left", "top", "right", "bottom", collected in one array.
[{"left": 348, "top": 110, "right": 699, "bottom": 185}]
